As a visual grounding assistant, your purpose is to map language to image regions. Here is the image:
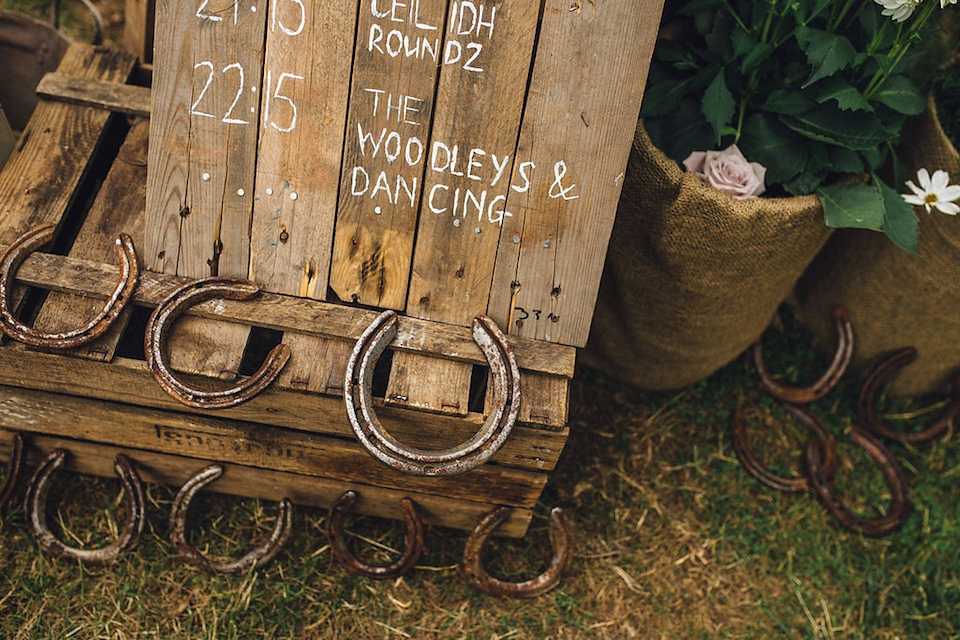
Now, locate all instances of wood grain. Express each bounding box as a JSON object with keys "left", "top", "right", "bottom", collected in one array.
[
  {"left": 146, "top": 0, "right": 268, "bottom": 278},
  {"left": 0, "top": 44, "right": 136, "bottom": 250},
  {"left": 0, "top": 347, "right": 569, "bottom": 470},
  {"left": 0, "top": 385, "right": 547, "bottom": 507},
  {"left": 487, "top": 0, "right": 664, "bottom": 347},
  {"left": 14, "top": 251, "right": 577, "bottom": 376},
  {"left": 36, "top": 73, "right": 152, "bottom": 118},
  {"left": 0, "top": 428, "right": 534, "bottom": 536},
  {"left": 31, "top": 119, "right": 150, "bottom": 362},
  {"left": 248, "top": 0, "right": 356, "bottom": 298},
  {"left": 329, "top": 0, "right": 447, "bottom": 309}
]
